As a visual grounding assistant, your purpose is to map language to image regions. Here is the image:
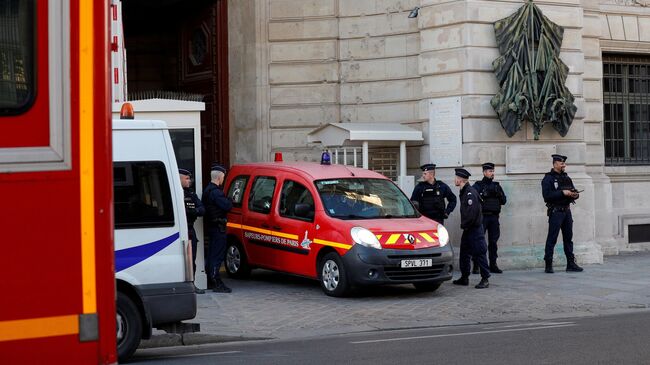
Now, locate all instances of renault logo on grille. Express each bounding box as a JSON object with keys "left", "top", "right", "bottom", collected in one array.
[{"left": 406, "top": 234, "right": 415, "bottom": 244}]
